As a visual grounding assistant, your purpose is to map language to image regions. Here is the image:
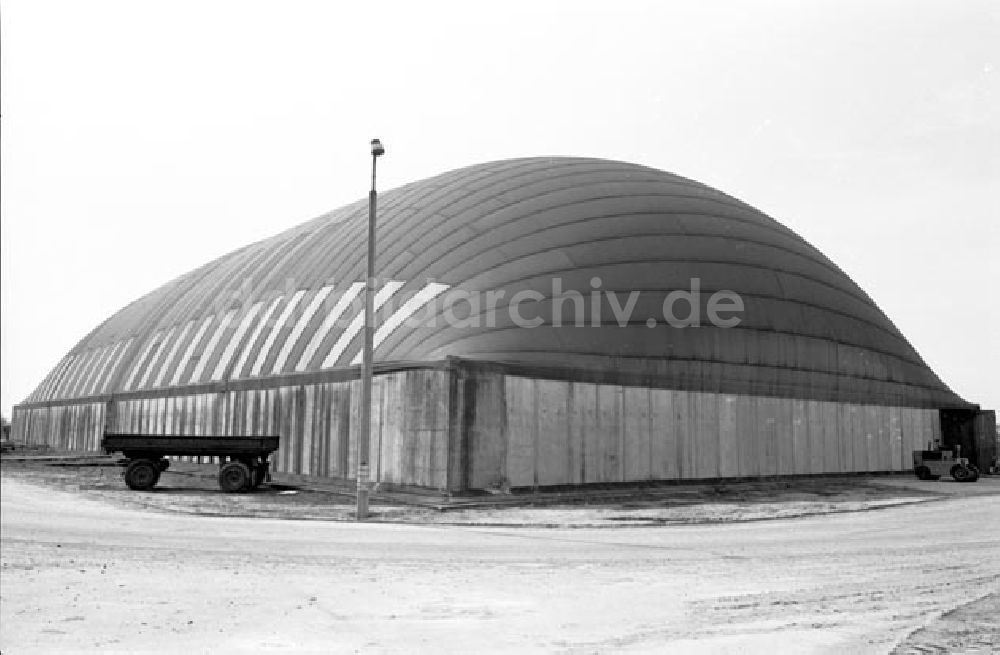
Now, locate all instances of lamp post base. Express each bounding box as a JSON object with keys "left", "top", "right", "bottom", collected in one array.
[{"left": 356, "top": 463, "right": 370, "bottom": 520}]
